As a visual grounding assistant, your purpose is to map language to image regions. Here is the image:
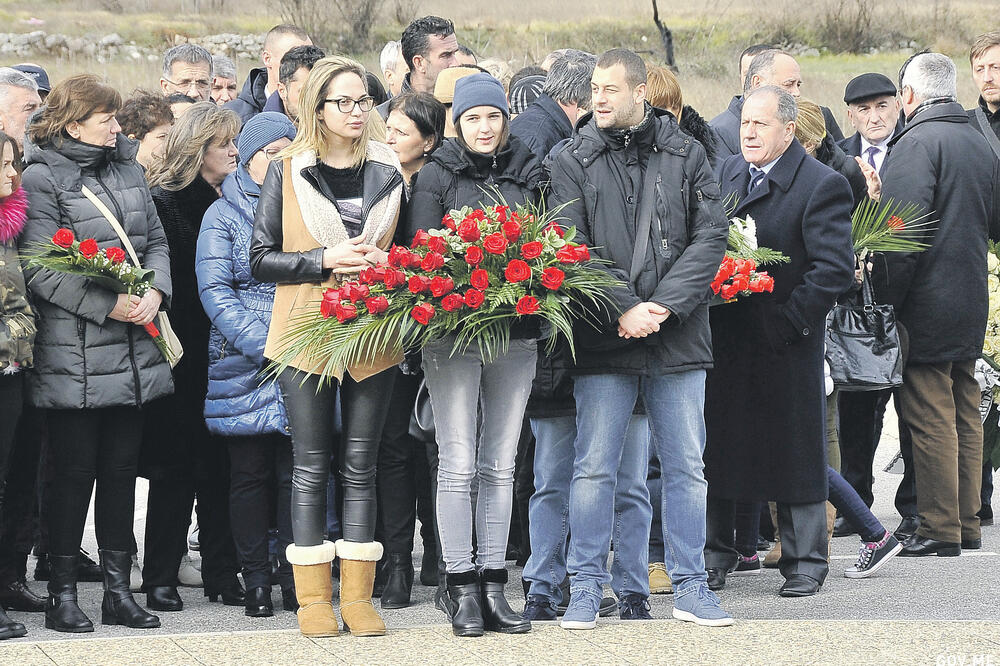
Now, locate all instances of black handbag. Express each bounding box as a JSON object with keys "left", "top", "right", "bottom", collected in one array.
[{"left": 825, "top": 271, "right": 903, "bottom": 391}]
